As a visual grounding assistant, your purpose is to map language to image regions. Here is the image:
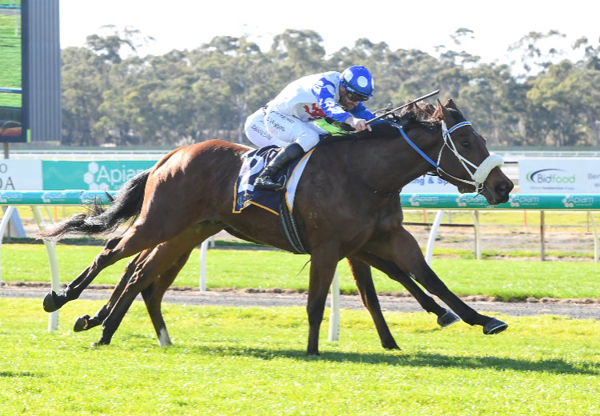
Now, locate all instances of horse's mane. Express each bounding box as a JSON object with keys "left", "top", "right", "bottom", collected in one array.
[
  {"left": 319, "top": 101, "right": 460, "bottom": 144},
  {"left": 349, "top": 102, "right": 440, "bottom": 140},
  {"left": 396, "top": 102, "right": 439, "bottom": 130}
]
